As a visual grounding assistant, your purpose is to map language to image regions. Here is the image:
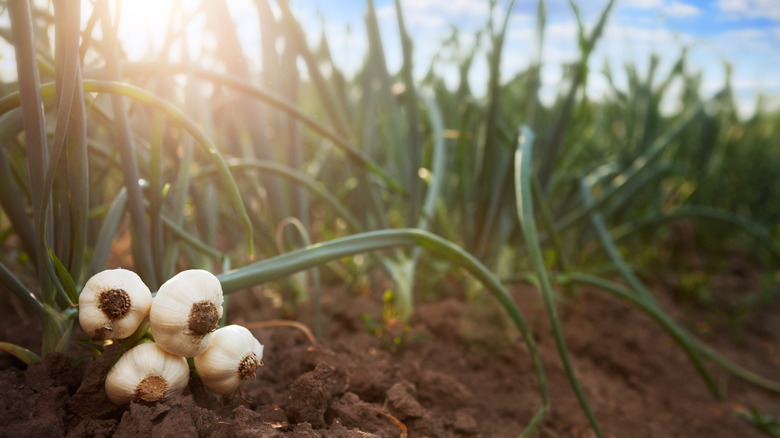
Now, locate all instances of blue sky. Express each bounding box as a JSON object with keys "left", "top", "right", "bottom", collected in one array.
[
  {"left": 281, "top": 0, "right": 780, "bottom": 117},
  {"left": 1, "top": 0, "right": 777, "bottom": 117}
]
